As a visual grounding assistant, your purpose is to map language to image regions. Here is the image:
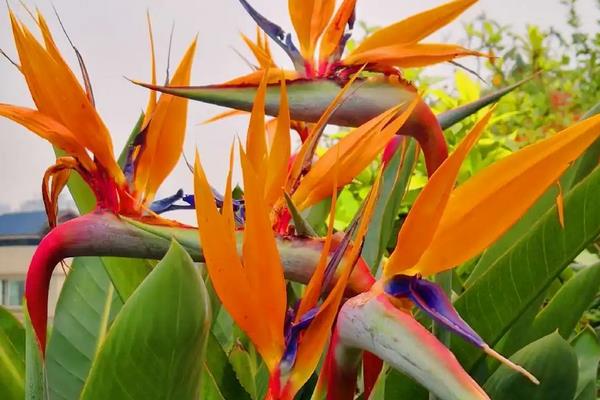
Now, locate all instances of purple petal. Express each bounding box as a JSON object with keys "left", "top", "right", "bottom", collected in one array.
[
  {"left": 384, "top": 274, "right": 485, "bottom": 347},
  {"left": 280, "top": 306, "right": 319, "bottom": 373}
]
